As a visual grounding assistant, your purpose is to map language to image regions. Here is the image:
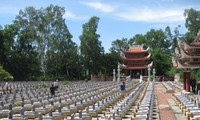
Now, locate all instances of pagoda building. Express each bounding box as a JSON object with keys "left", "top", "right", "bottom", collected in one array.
[
  {"left": 120, "top": 44, "right": 153, "bottom": 78},
  {"left": 172, "top": 32, "right": 200, "bottom": 92}
]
